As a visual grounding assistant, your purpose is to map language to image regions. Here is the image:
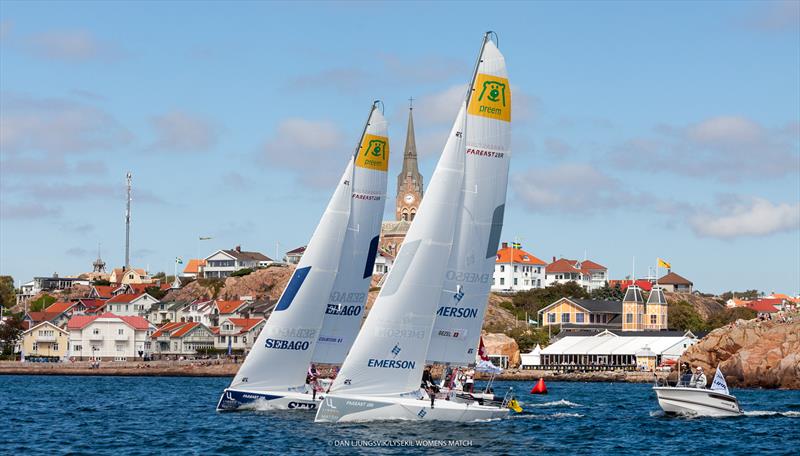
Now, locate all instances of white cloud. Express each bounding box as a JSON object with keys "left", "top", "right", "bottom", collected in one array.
[
  {"left": 259, "top": 118, "right": 348, "bottom": 187},
  {"left": 0, "top": 92, "right": 132, "bottom": 155},
  {"left": 512, "top": 163, "right": 648, "bottom": 213},
  {"left": 689, "top": 196, "right": 800, "bottom": 239},
  {"left": 23, "top": 29, "right": 125, "bottom": 62},
  {"left": 611, "top": 115, "right": 800, "bottom": 181},
  {"left": 149, "top": 111, "right": 218, "bottom": 152}
]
